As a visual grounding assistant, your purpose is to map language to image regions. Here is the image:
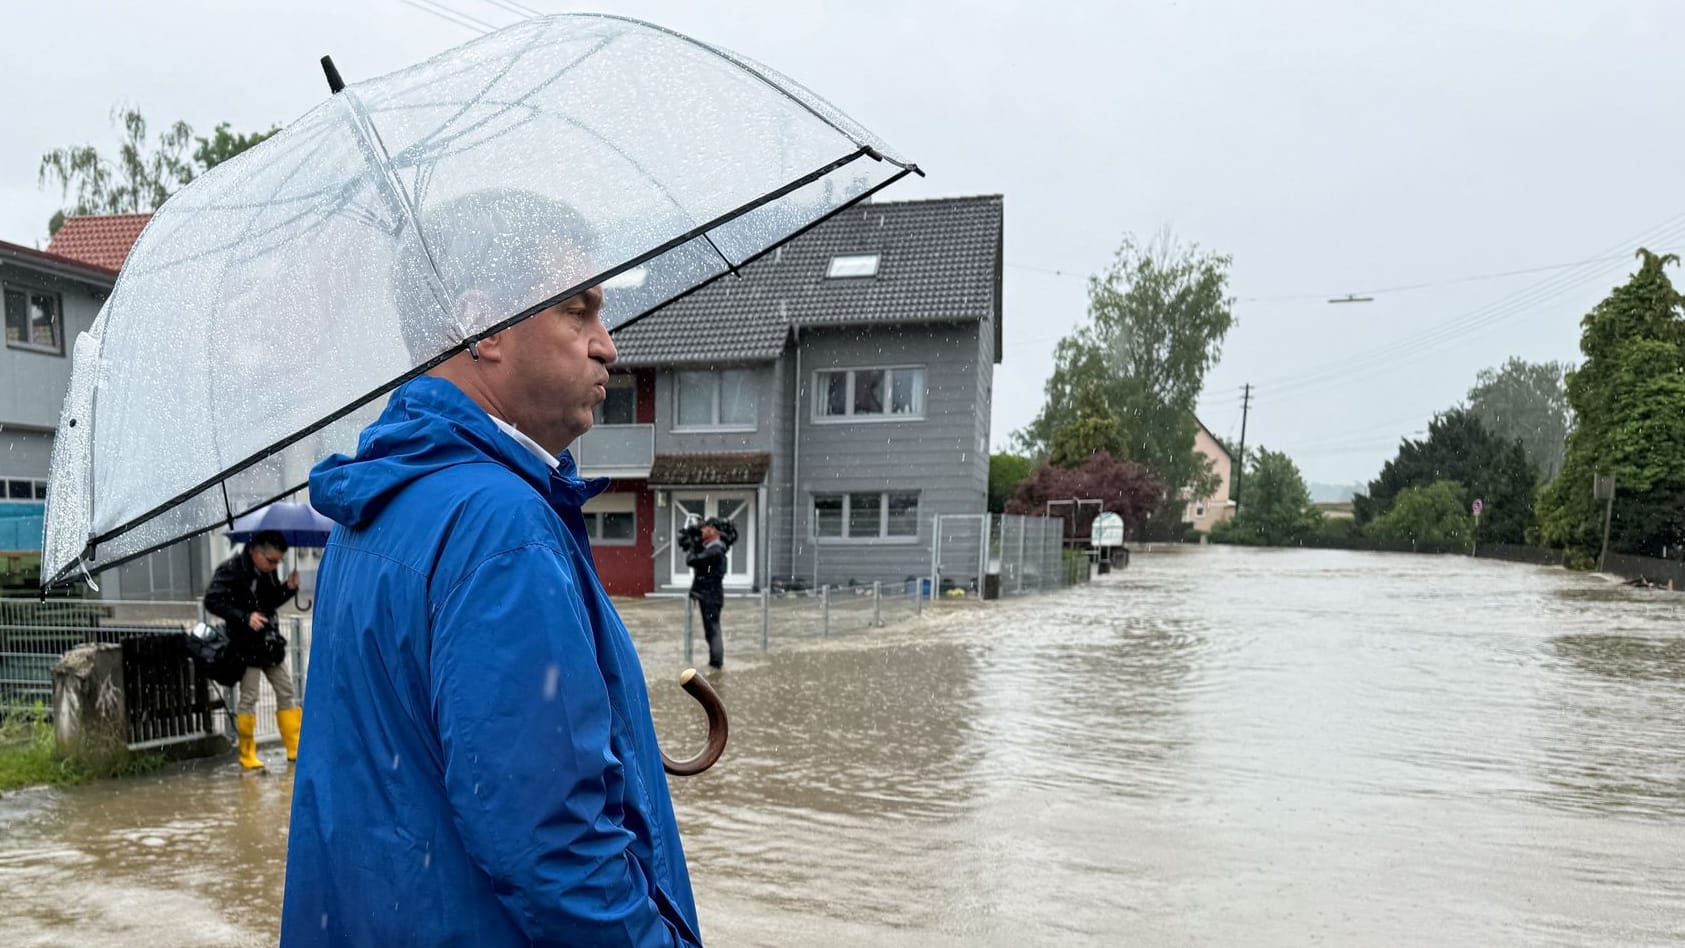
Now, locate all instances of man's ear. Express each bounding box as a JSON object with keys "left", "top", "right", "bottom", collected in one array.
[
  {"left": 473, "top": 330, "right": 508, "bottom": 363},
  {"left": 455, "top": 290, "right": 506, "bottom": 364}
]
